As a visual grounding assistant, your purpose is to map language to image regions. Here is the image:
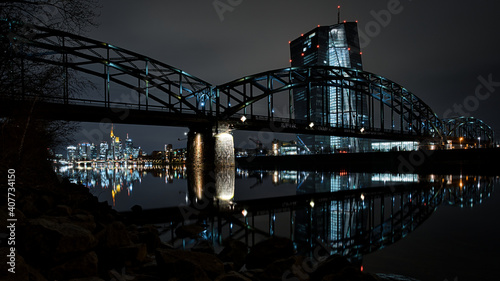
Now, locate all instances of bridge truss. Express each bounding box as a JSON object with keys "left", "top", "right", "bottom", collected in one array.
[
  {"left": 443, "top": 117, "right": 495, "bottom": 145},
  {"left": 215, "top": 66, "right": 444, "bottom": 141},
  {"left": 0, "top": 20, "right": 495, "bottom": 145}
]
